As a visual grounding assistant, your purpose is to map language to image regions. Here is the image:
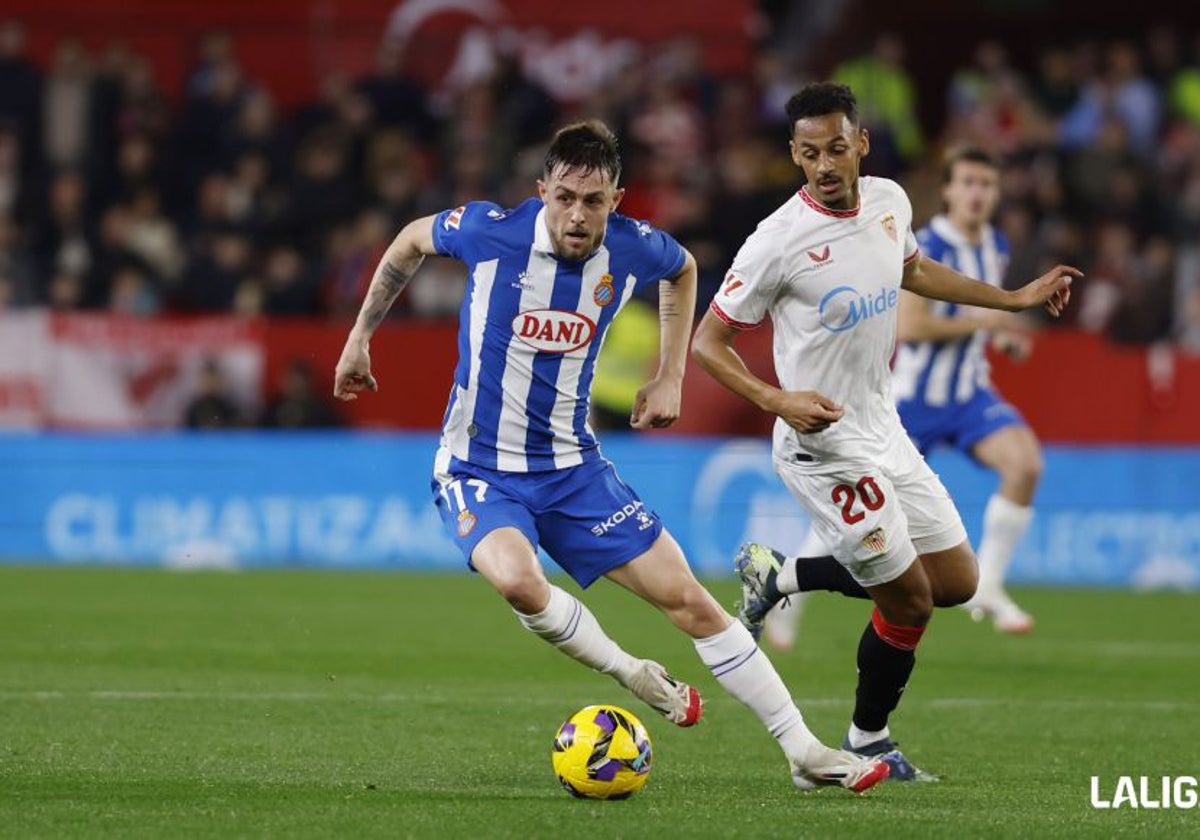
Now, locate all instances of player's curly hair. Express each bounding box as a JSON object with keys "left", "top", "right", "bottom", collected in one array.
[
  {"left": 543, "top": 120, "right": 622, "bottom": 186},
  {"left": 785, "top": 82, "right": 859, "bottom": 131}
]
